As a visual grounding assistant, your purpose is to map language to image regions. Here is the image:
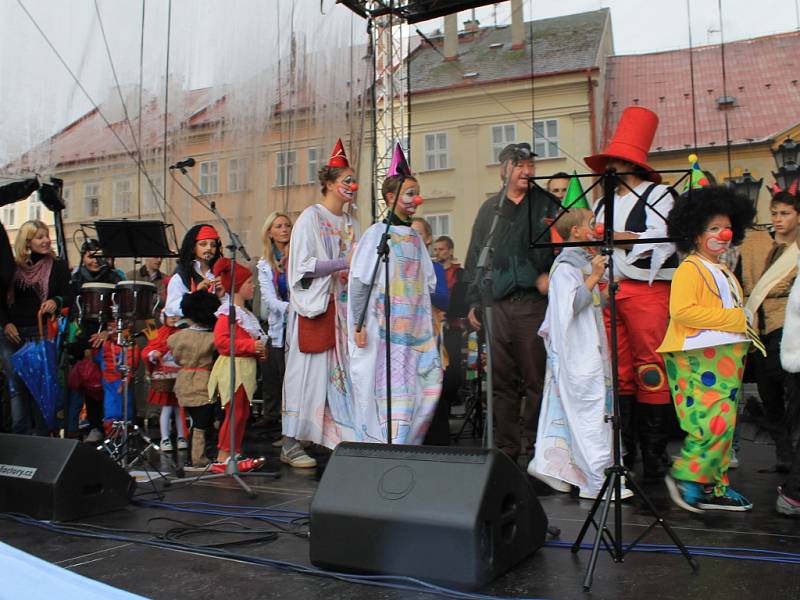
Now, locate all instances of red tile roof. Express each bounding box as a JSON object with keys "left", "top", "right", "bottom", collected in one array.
[
  {"left": 14, "top": 87, "right": 219, "bottom": 170},
  {"left": 604, "top": 31, "right": 800, "bottom": 153}
]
